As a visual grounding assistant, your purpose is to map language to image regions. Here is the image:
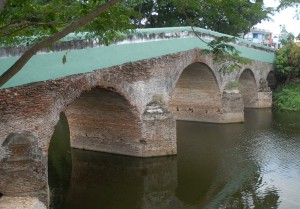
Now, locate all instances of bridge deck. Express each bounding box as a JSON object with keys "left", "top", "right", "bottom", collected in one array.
[{"left": 0, "top": 27, "right": 276, "bottom": 89}]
